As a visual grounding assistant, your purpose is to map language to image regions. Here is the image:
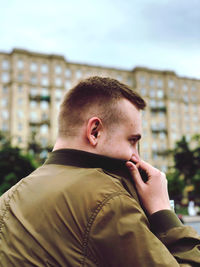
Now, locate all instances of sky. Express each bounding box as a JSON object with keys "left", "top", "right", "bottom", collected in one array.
[{"left": 1, "top": 0, "right": 200, "bottom": 78}]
